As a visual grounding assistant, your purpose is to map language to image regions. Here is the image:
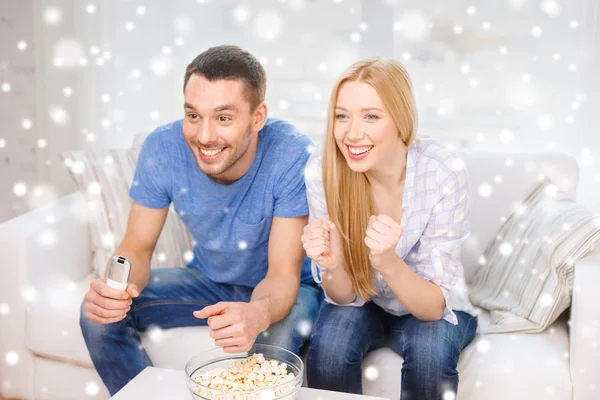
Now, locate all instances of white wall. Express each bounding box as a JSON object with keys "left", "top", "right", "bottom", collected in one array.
[
  {"left": 0, "top": 0, "right": 38, "bottom": 223},
  {"left": 1, "top": 0, "right": 599, "bottom": 223}
]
